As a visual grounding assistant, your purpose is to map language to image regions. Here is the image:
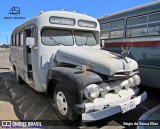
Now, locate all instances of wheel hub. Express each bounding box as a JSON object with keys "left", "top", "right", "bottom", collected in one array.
[{"left": 56, "top": 91, "right": 68, "bottom": 115}]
